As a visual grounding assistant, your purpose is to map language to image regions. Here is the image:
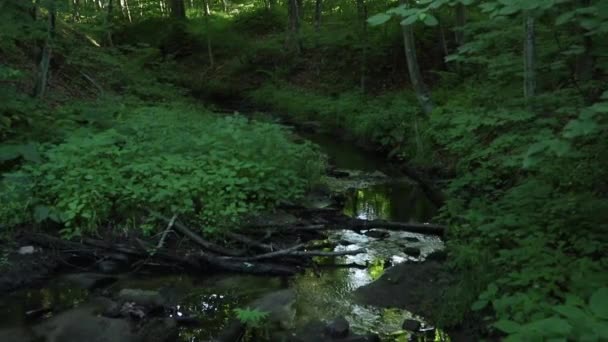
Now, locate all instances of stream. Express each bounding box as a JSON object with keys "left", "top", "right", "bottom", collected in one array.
[{"left": 0, "top": 130, "right": 448, "bottom": 341}]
